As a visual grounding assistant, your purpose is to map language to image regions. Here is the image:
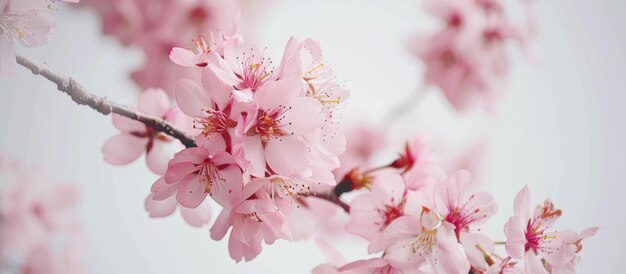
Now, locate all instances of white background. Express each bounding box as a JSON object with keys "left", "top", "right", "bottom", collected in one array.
[{"left": 0, "top": 0, "right": 624, "bottom": 273}]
